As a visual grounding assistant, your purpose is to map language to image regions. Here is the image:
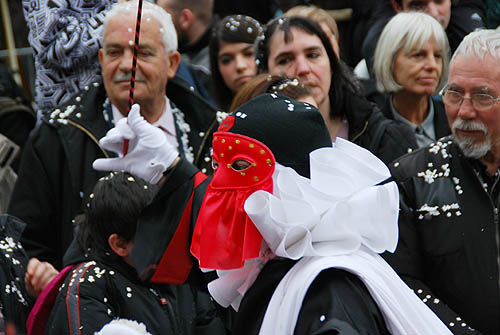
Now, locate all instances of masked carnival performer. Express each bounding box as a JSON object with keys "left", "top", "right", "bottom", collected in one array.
[{"left": 94, "top": 94, "right": 451, "bottom": 334}]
